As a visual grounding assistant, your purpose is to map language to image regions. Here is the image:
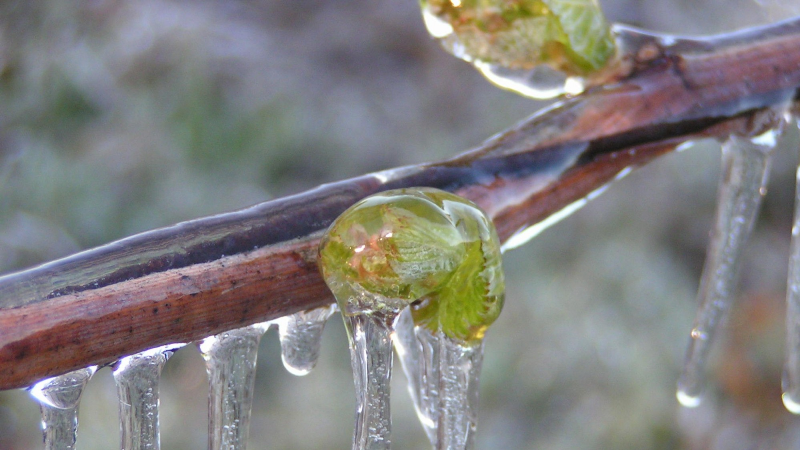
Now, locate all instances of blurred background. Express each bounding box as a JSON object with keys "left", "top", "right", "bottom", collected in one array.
[{"left": 1, "top": 0, "right": 800, "bottom": 448}]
